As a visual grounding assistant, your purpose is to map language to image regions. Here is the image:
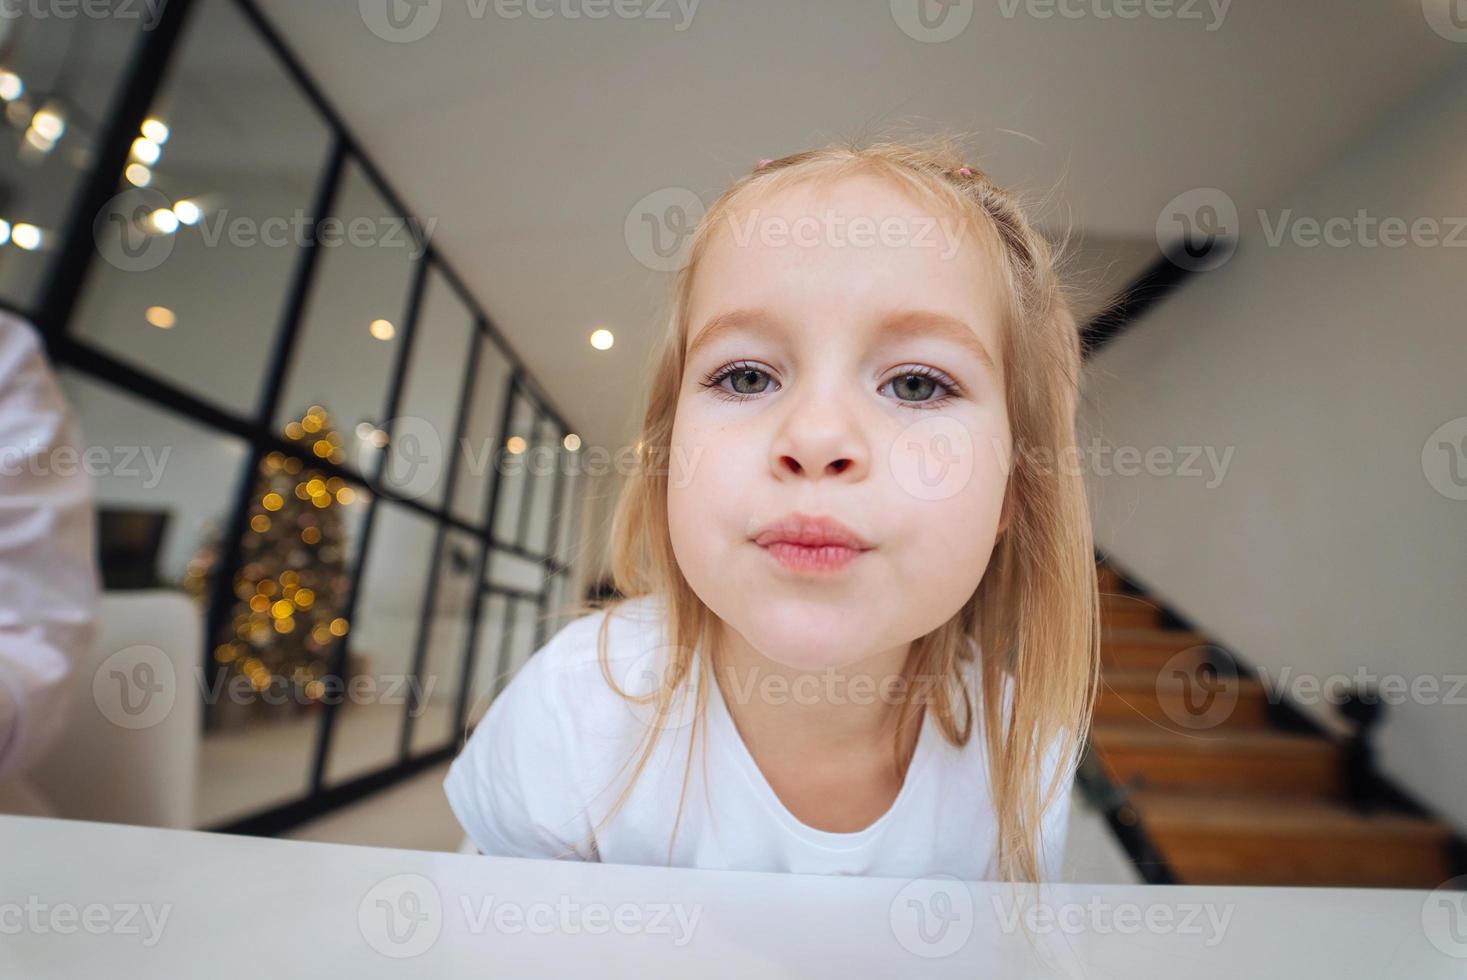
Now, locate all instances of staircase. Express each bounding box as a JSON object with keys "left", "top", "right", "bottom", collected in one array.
[{"left": 1087, "top": 562, "right": 1459, "bottom": 888}]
